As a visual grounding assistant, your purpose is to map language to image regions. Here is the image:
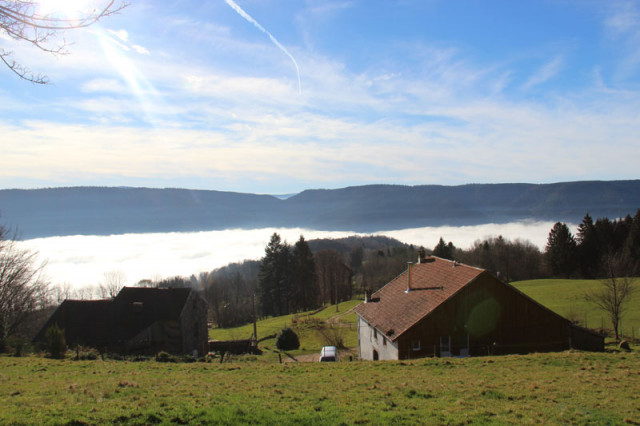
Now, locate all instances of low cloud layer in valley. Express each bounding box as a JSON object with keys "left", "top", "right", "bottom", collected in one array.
[{"left": 18, "top": 221, "right": 565, "bottom": 290}]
